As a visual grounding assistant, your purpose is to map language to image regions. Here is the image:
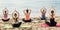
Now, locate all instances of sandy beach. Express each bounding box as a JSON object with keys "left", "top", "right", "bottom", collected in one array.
[{"left": 0, "top": 16, "right": 60, "bottom": 30}]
